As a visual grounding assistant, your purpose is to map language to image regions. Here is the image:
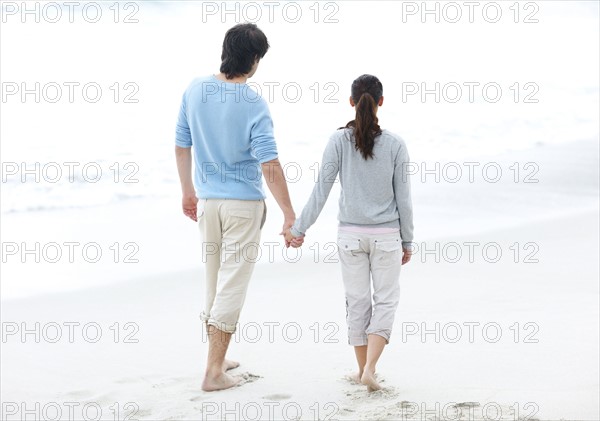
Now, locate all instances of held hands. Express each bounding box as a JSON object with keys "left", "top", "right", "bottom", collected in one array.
[
  {"left": 283, "top": 228, "right": 304, "bottom": 248},
  {"left": 280, "top": 214, "right": 304, "bottom": 248},
  {"left": 279, "top": 215, "right": 299, "bottom": 248}
]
